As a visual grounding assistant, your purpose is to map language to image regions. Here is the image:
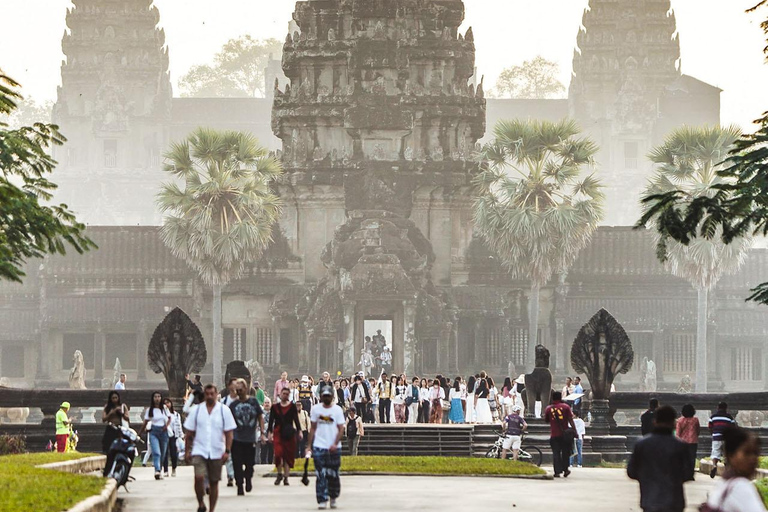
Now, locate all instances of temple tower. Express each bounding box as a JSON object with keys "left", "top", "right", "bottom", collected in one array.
[
  {"left": 273, "top": 0, "right": 486, "bottom": 375},
  {"left": 53, "top": 0, "right": 172, "bottom": 225},
  {"left": 569, "top": 0, "right": 681, "bottom": 225}
]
